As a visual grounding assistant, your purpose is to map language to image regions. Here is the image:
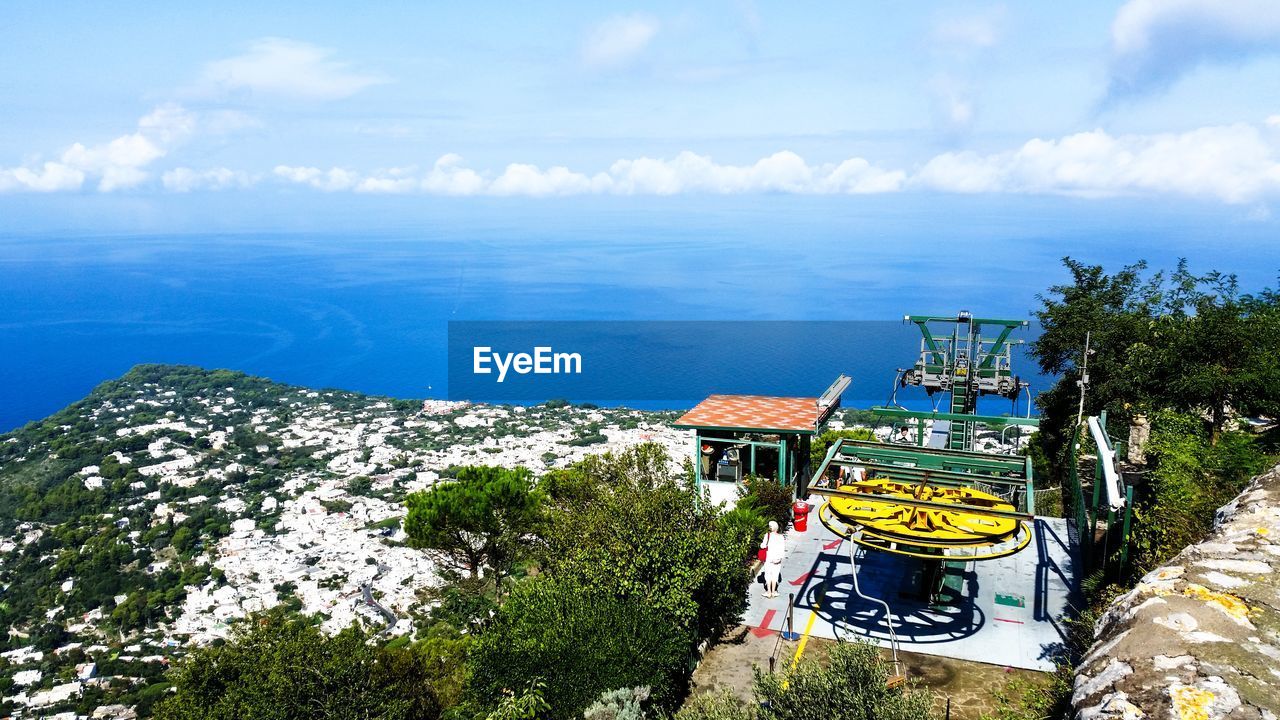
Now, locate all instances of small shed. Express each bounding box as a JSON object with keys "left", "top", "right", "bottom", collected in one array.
[{"left": 673, "top": 376, "right": 849, "bottom": 499}]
